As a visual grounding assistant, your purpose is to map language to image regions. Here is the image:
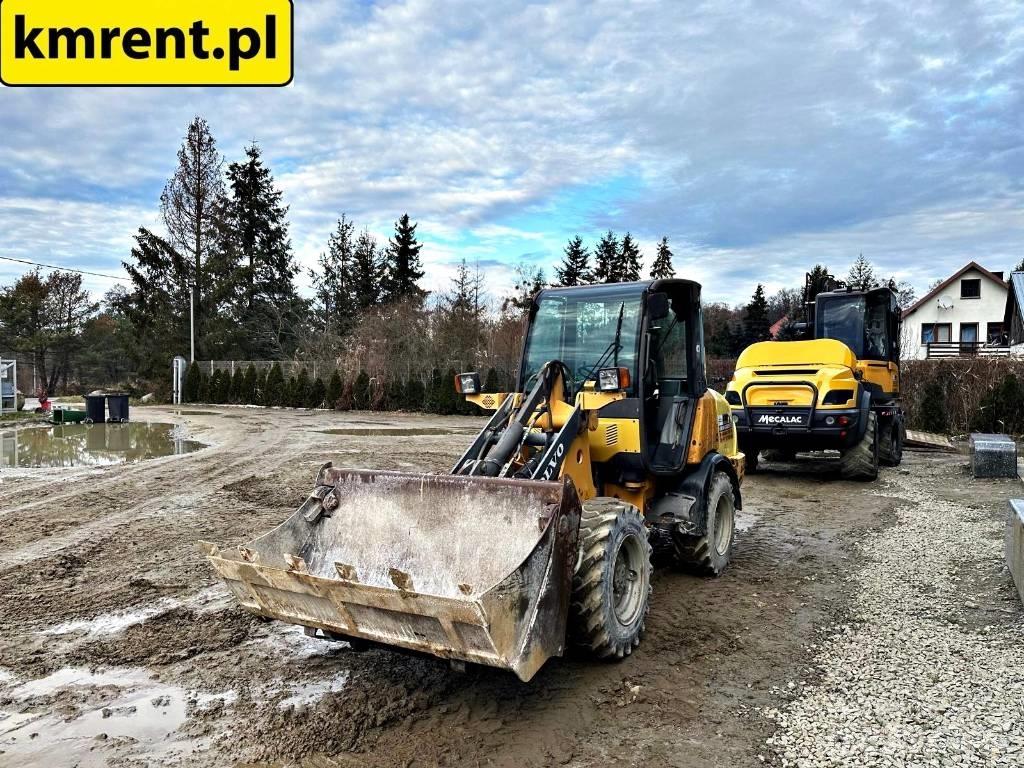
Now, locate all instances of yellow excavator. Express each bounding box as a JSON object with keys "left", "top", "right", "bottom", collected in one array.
[
  {"left": 202, "top": 279, "right": 745, "bottom": 681},
  {"left": 726, "top": 281, "right": 904, "bottom": 480}
]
